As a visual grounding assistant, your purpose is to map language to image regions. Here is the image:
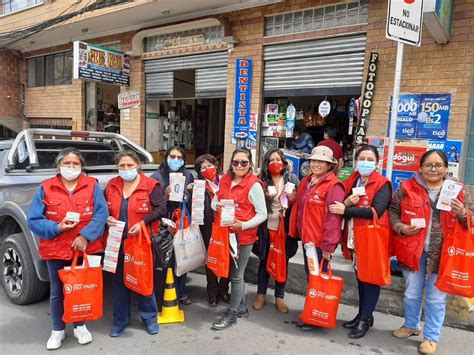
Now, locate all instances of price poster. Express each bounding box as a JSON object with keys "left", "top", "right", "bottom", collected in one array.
[
  {"left": 416, "top": 94, "right": 451, "bottom": 140},
  {"left": 390, "top": 94, "right": 419, "bottom": 139}
]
